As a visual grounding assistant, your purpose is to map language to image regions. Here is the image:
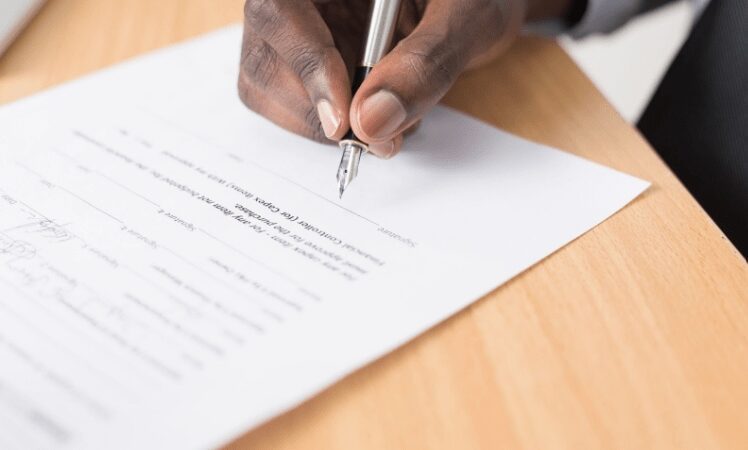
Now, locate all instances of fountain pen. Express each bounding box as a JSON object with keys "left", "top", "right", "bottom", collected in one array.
[{"left": 337, "top": 0, "right": 402, "bottom": 198}]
